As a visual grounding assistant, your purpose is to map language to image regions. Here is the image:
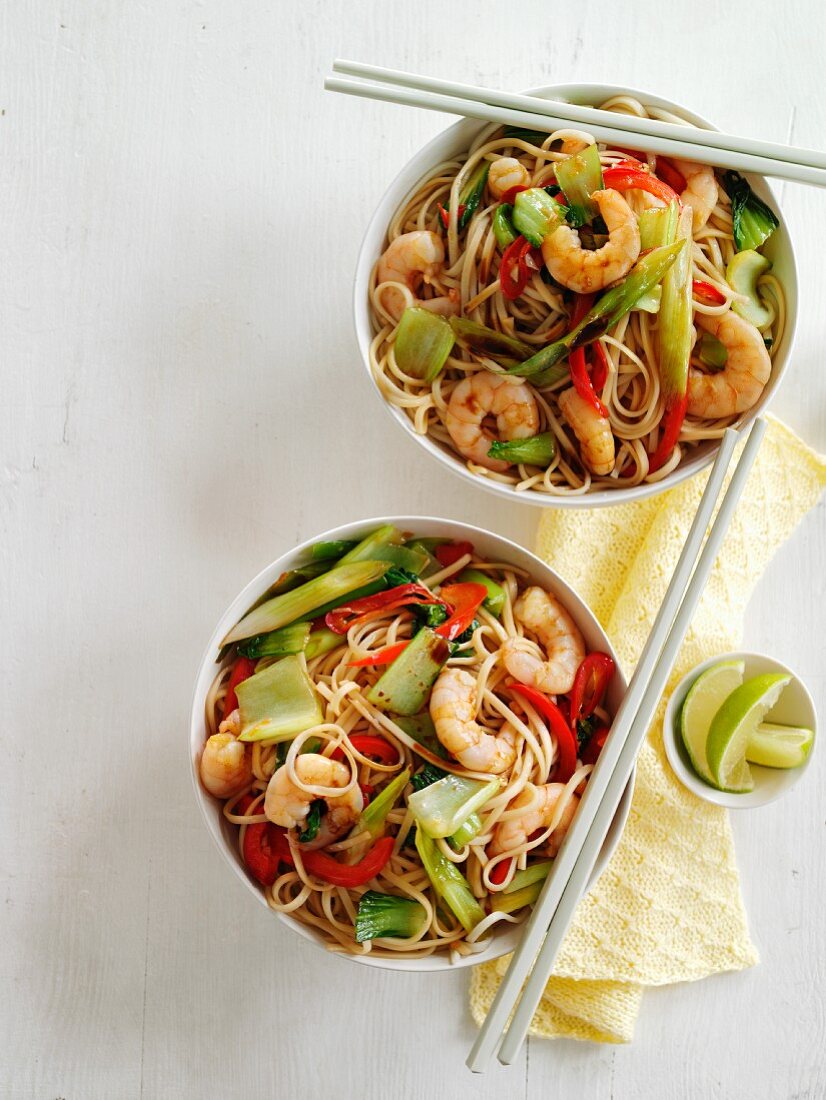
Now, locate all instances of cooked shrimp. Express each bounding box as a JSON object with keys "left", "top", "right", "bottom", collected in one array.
[
  {"left": 264, "top": 754, "right": 363, "bottom": 850},
  {"left": 490, "top": 783, "right": 579, "bottom": 857},
  {"left": 200, "top": 725, "right": 252, "bottom": 799},
  {"left": 670, "top": 158, "right": 717, "bottom": 232},
  {"left": 557, "top": 387, "right": 615, "bottom": 476},
  {"left": 445, "top": 371, "right": 540, "bottom": 472},
  {"left": 488, "top": 157, "right": 530, "bottom": 200},
  {"left": 542, "top": 188, "right": 640, "bottom": 293},
  {"left": 686, "top": 310, "right": 771, "bottom": 418},
  {"left": 430, "top": 668, "right": 517, "bottom": 775},
  {"left": 502, "top": 586, "right": 586, "bottom": 695},
  {"left": 377, "top": 231, "right": 457, "bottom": 322}
]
